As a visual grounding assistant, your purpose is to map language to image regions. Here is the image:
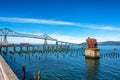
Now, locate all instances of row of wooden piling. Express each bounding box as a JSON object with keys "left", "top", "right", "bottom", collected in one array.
[
  {"left": 0, "top": 46, "right": 74, "bottom": 53},
  {"left": 100, "top": 52, "right": 120, "bottom": 58},
  {"left": 0, "top": 45, "right": 77, "bottom": 53},
  {"left": 22, "top": 65, "right": 41, "bottom": 80}
]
